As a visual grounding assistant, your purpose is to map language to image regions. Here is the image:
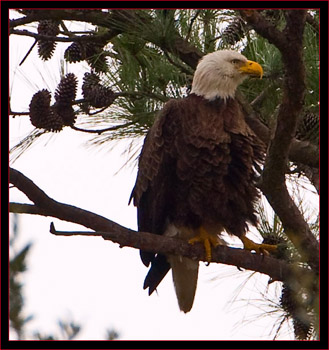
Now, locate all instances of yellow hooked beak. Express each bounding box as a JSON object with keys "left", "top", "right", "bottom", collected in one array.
[{"left": 239, "top": 60, "right": 263, "bottom": 79}]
